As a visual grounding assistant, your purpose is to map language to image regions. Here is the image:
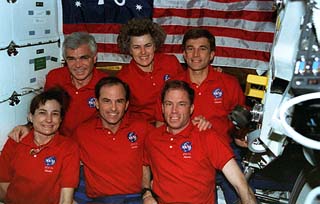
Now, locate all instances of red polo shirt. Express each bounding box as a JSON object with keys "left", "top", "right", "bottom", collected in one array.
[
  {"left": 0, "top": 131, "right": 79, "bottom": 204},
  {"left": 156, "top": 66, "right": 245, "bottom": 143},
  {"left": 45, "top": 66, "right": 108, "bottom": 136},
  {"left": 73, "top": 114, "right": 154, "bottom": 198},
  {"left": 143, "top": 123, "right": 233, "bottom": 204},
  {"left": 117, "top": 53, "right": 184, "bottom": 123}
]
